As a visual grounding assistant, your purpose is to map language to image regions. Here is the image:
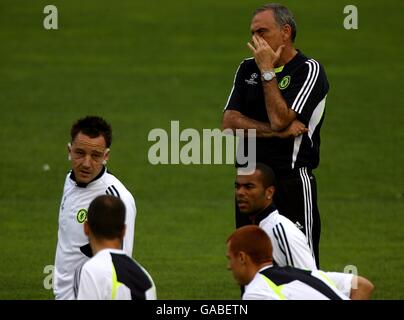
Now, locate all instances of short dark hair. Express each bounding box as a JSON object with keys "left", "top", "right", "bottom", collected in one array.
[
  {"left": 227, "top": 225, "right": 273, "bottom": 265},
  {"left": 87, "top": 195, "right": 126, "bottom": 239},
  {"left": 254, "top": 3, "right": 297, "bottom": 42},
  {"left": 70, "top": 116, "right": 112, "bottom": 147},
  {"left": 255, "top": 163, "right": 276, "bottom": 188}
]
